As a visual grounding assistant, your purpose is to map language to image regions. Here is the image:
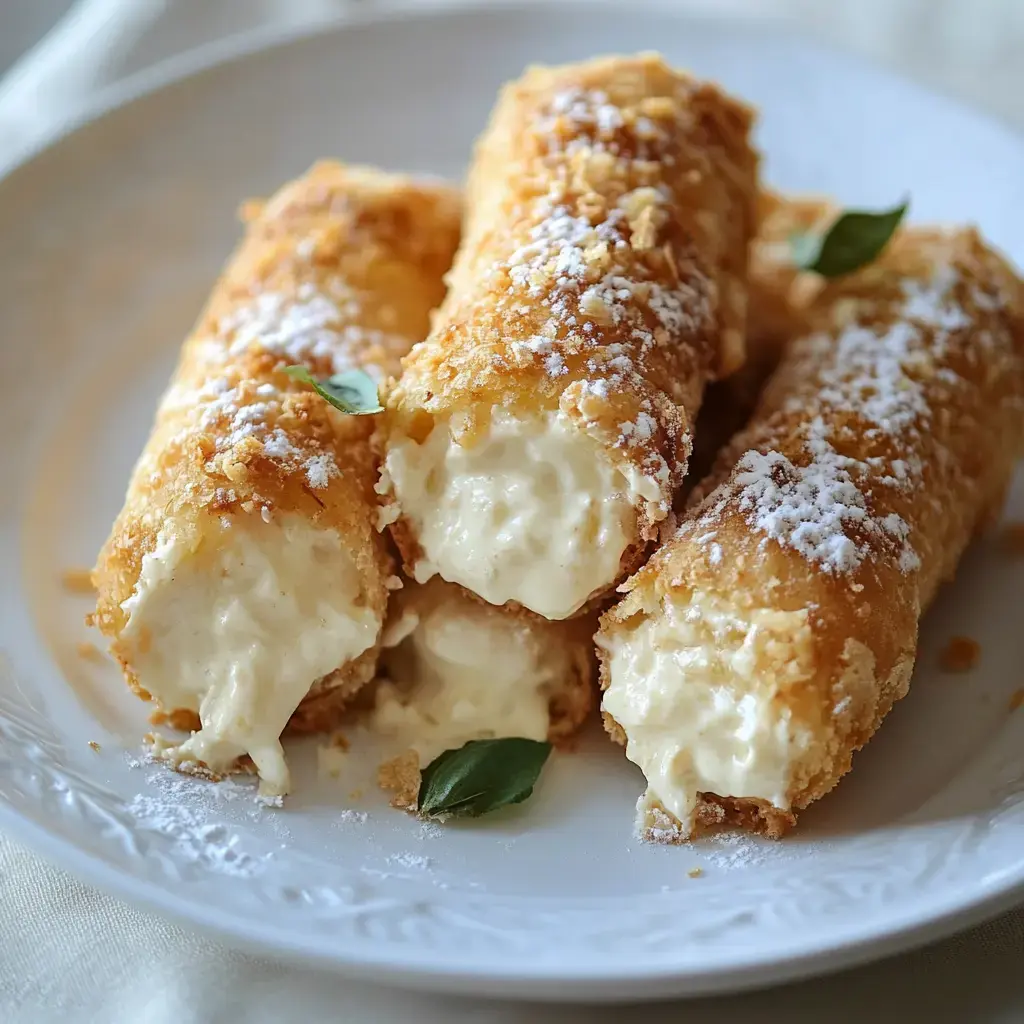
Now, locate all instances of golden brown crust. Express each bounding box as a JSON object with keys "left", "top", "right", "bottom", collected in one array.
[
  {"left": 687, "top": 192, "right": 837, "bottom": 486},
  {"left": 601, "top": 226, "right": 1024, "bottom": 836},
  {"left": 93, "top": 162, "right": 462, "bottom": 722},
  {"left": 640, "top": 796, "right": 795, "bottom": 842},
  {"left": 384, "top": 54, "right": 759, "bottom": 604}
]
